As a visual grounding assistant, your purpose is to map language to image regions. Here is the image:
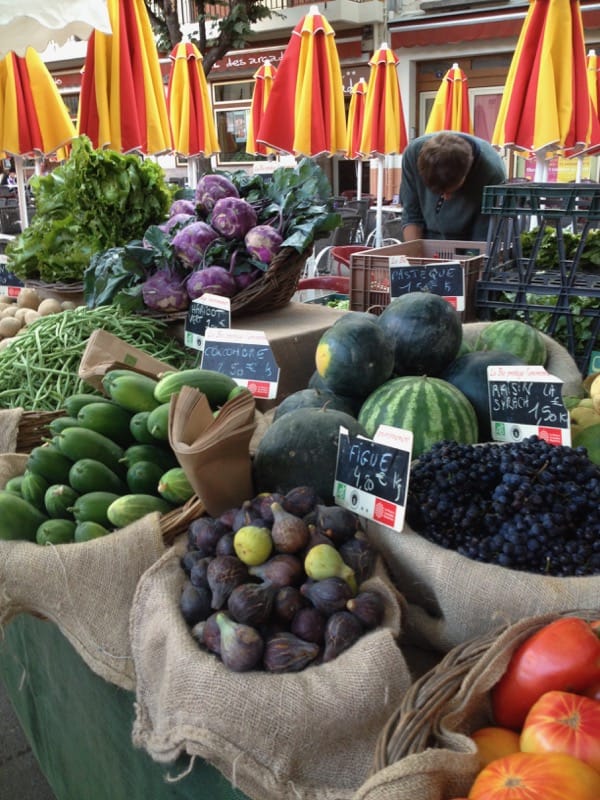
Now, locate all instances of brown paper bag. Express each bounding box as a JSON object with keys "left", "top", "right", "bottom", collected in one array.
[{"left": 168, "top": 386, "right": 257, "bottom": 516}]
